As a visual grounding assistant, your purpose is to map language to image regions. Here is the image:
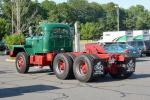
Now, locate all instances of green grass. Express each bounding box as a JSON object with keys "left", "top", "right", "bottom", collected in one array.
[
  {"left": 80, "top": 40, "right": 97, "bottom": 44},
  {"left": 8, "top": 57, "right": 15, "bottom": 60}
]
